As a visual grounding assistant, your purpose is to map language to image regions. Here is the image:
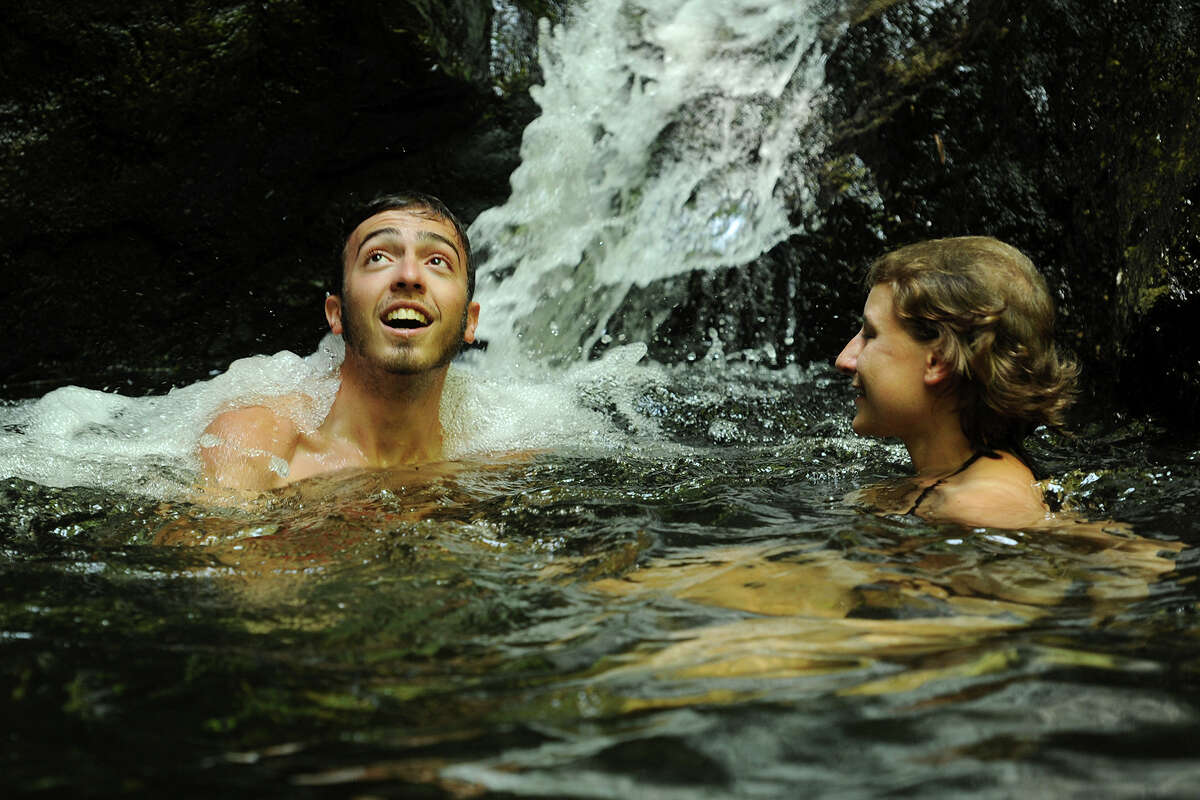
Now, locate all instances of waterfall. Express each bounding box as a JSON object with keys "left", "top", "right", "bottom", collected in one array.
[
  {"left": 0, "top": 0, "right": 845, "bottom": 495},
  {"left": 470, "top": 0, "right": 838, "bottom": 369}
]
